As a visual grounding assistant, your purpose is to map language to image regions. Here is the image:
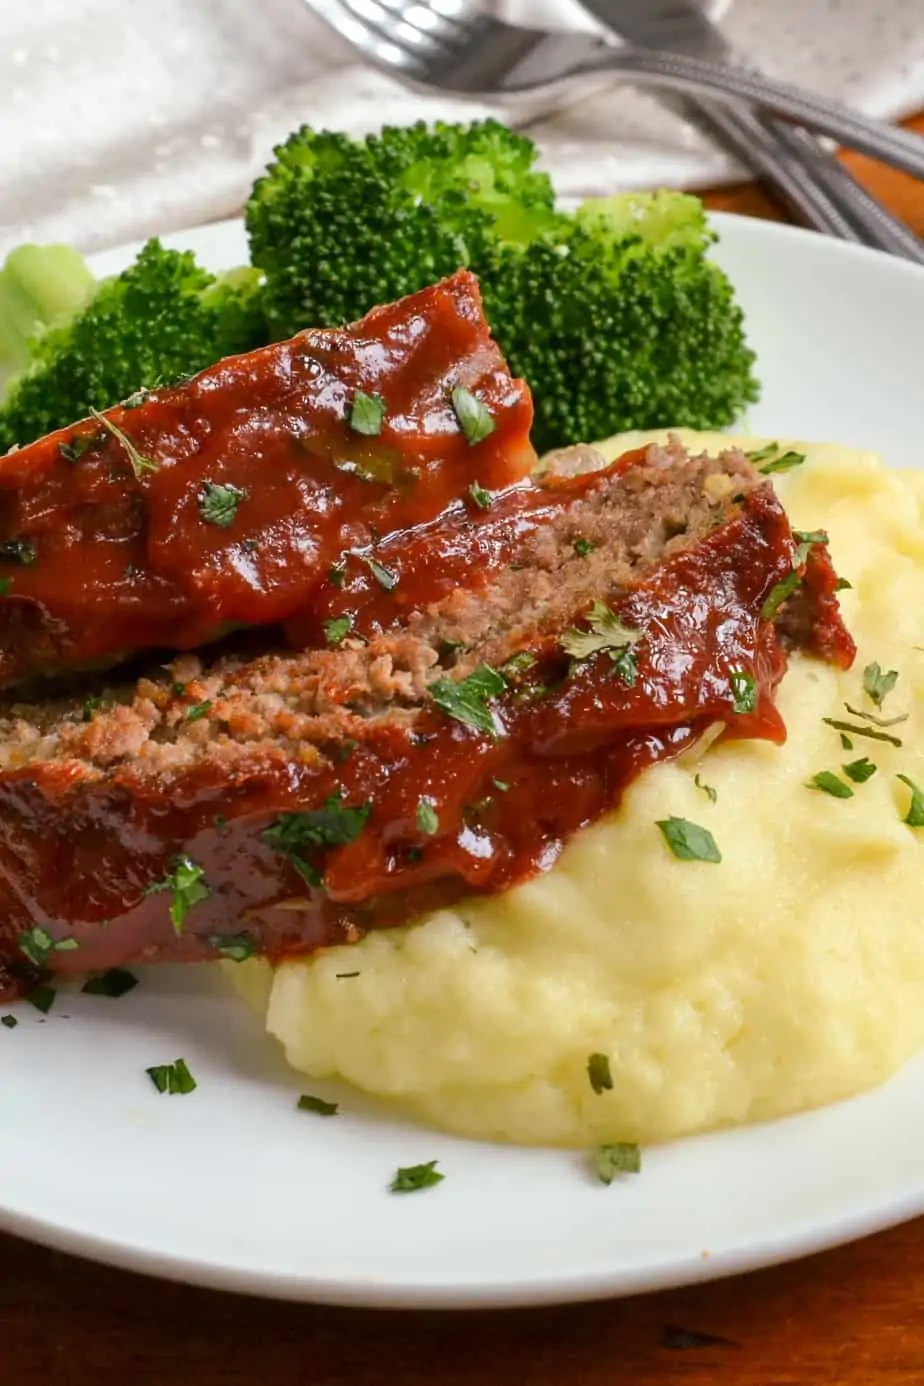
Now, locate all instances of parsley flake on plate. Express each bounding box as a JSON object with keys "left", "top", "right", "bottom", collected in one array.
[
  {"left": 297, "top": 1093, "right": 339, "bottom": 1117},
  {"left": 186, "top": 700, "right": 212, "bottom": 722},
  {"left": 0, "top": 538, "right": 36, "bottom": 565},
  {"left": 146, "top": 1058, "right": 197, "bottom": 1095},
  {"left": 760, "top": 570, "right": 801, "bottom": 621},
  {"left": 1, "top": 1015, "right": 17, "bottom": 1029},
  {"left": 199, "top": 480, "right": 247, "bottom": 528},
  {"left": 656, "top": 817, "right": 721, "bottom": 863},
  {"left": 390, "top": 1160, "right": 444, "bottom": 1193},
  {"left": 450, "top": 385, "right": 495, "bottom": 446},
  {"left": 759, "top": 450, "right": 805, "bottom": 475},
  {"left": 26, "top": 985, "right": 56, "bottom": 1014},
  {"left": 592, "top": 1143, "right": 642, "bottom": 1185},
  {"left": 81, "top": 968, "right": 138, "bottom": 998},
  {"left": 359, "top": 554, "right": 399, "bottom": 591}
]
